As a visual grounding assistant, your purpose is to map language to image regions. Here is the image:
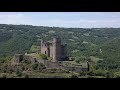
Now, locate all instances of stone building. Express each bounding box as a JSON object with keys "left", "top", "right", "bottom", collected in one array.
[
  {"left": 41, "top": 36, "right": 68, "bottom": 62},
  {"left": 14, "top": 54, "right": 37, "bottom": 64},
  {"left": 14, "top": 54, "right": 24, "bottom": 63}
]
